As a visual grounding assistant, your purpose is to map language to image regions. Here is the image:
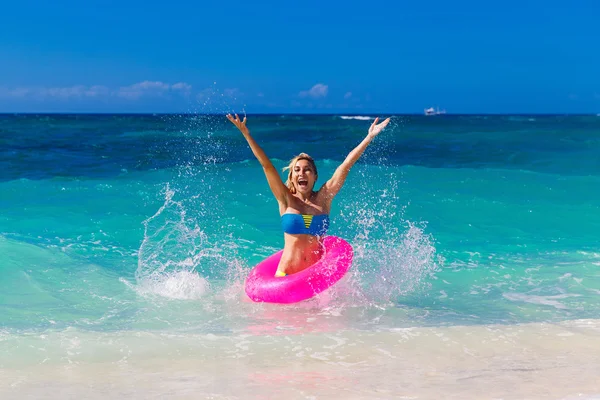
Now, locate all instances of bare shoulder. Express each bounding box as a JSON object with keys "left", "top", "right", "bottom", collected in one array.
[{"left": 314, "top": 188, "right": 333, "bottom": 211}]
